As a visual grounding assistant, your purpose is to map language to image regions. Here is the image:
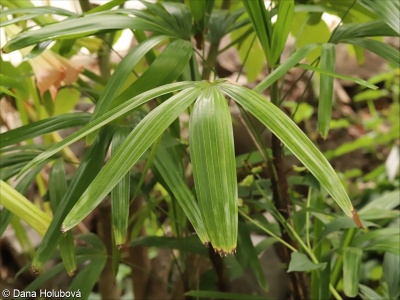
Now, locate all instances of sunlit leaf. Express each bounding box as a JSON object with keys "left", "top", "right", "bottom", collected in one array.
[{"left": 0, "top": 180, "right": 51, "bottom": 236}]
